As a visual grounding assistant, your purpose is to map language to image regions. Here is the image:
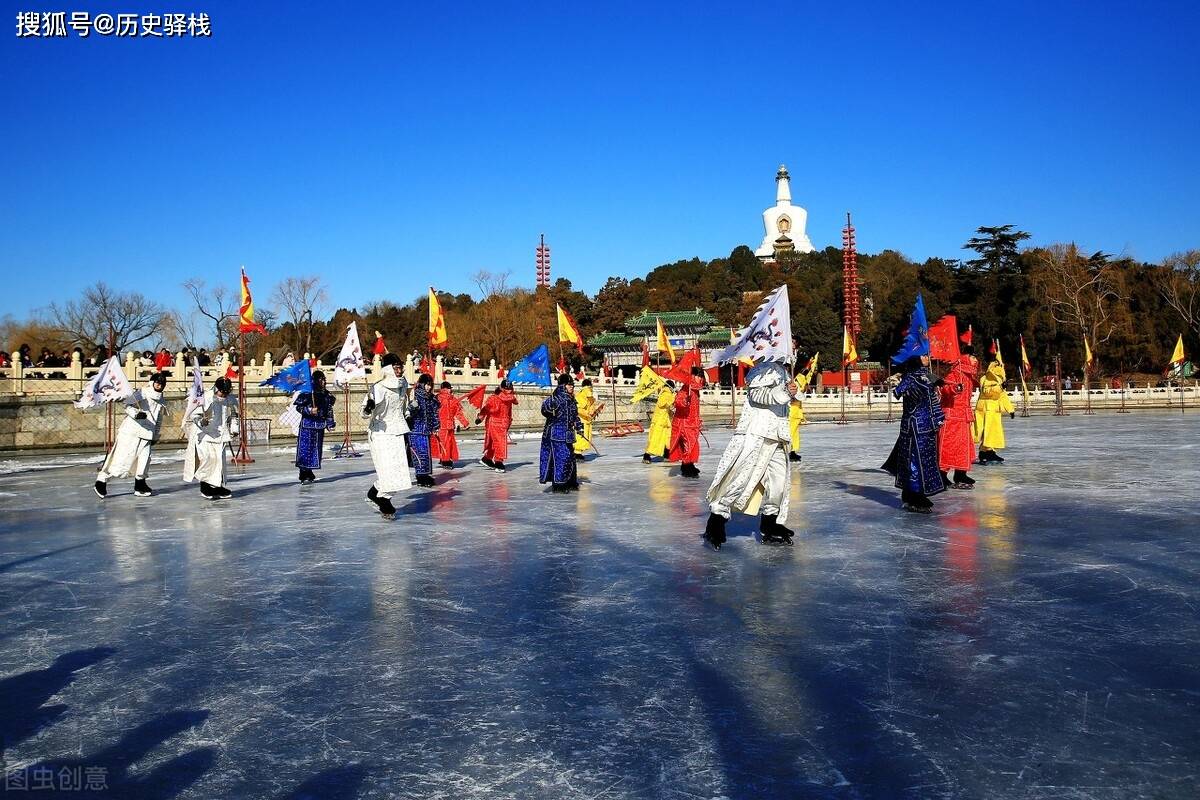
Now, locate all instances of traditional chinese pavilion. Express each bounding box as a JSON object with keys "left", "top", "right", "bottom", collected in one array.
[{"left": 588, "top": 308, "right": 730, "bottom": 377}]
